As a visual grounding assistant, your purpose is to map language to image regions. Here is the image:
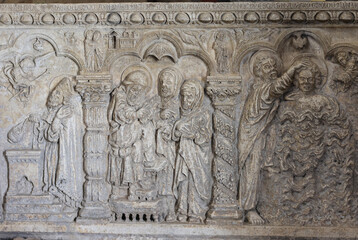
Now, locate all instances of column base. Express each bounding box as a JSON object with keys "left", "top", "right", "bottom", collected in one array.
[
  {"left": 206, "top": 205, "right": 243, "bottom": 224},
  {"left": 76, "top": 202, "right": 113, "bottom": 223}
]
